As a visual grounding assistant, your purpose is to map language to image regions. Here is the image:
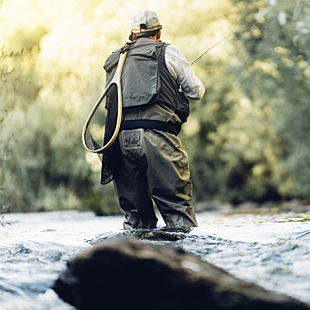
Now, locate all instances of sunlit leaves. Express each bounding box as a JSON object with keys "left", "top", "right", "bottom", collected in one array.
[
  {"left": 232, "top": 0, "right": 310, "bottom": 198},
  {"left": 1, "top": 0, "right": 309, "bottom": 212}
]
